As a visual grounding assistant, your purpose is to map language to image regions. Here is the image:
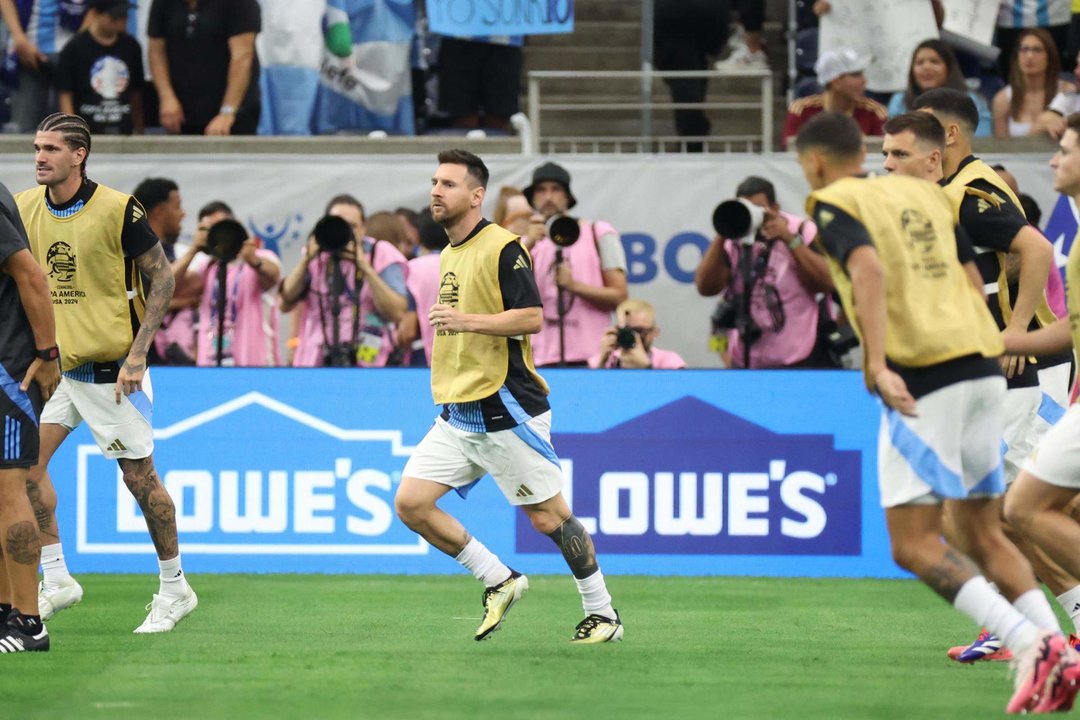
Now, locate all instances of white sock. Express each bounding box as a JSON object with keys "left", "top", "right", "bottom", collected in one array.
[
  {"left": 40, "top": 543, "right": 73, "bottom": 586},
  {"left": 574, "top": 569, "right": 615, "bottom": 619},
  {"left": 158, "top": 555, "right": 189, "bottom": 596},
  {"left": 454, "top": 538, "right": 511, "bottom": 588},
  {"left": 954, "top": 576, "right": 1041, "bottom": 655},
  {"left": 1014, "top": 588, "right": 1061, "bottom": 632},
  {"left": 1057, "top": 586, "right": 1080, "bottom": 631}
]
